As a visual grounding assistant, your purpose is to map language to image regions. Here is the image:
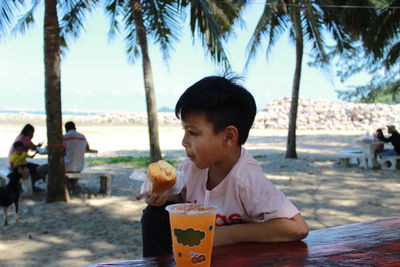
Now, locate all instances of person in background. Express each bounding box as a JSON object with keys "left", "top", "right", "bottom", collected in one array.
[
  {"left": 9, "top": 141, "right": 37, "bottom": 168},
  {"left": 63, "top": 121, "right": 90, "bottom": 190},
  {"left": 7, "top": 124, "right": 44, "bottom": 191},
  {"left": 7, "top": 124, "right": 42, "bottom": 169},
  {"left": 9, "top": 141, "right": 39, "bottom": 181},
  {"left": 376, "top": 125, "right": 400, "bottom": 156}
]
